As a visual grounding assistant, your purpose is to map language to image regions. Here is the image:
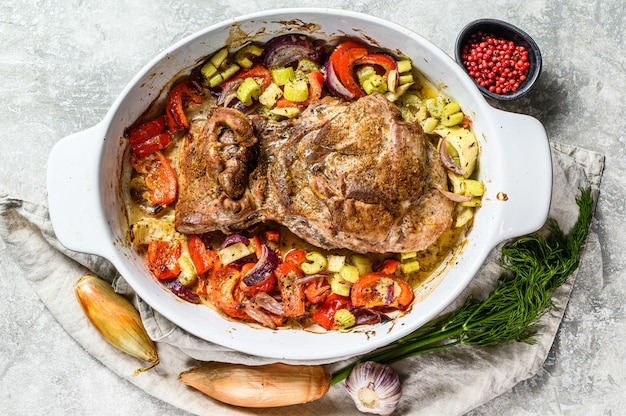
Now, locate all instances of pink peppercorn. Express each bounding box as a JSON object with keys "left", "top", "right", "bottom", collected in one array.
[{"left": 461, "top": 31, "right": 530, "bottom": 95}]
